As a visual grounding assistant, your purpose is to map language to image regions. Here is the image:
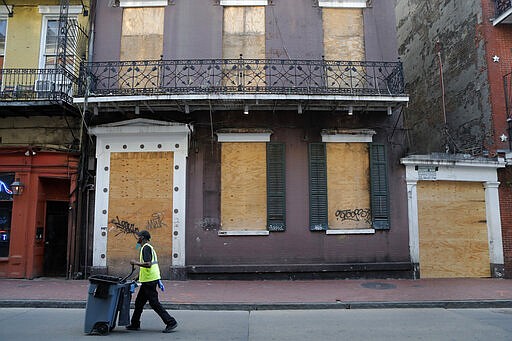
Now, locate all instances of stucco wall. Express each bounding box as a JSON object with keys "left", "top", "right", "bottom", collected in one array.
[
  {"left": 185, "top": 112, "right": 410, "bottom": 266},
  {"left": 395, "top": 0, "right": 492, "bottom": 155},
  {"left": 0, "top": 116, "right": 80, "bottom": 148}
]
